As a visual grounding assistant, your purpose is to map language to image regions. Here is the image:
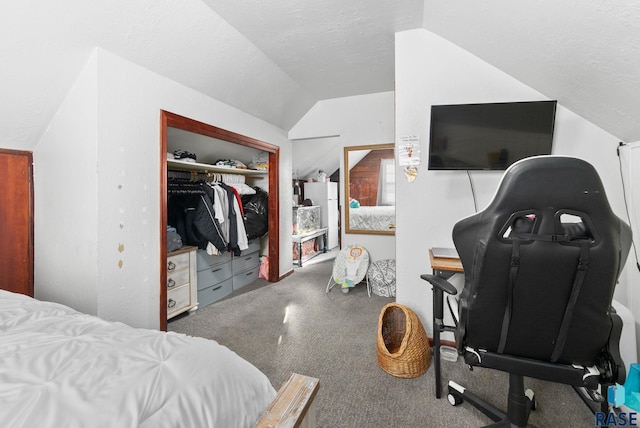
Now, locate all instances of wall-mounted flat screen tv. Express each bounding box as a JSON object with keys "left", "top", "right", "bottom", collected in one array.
[{"left": 428, "top": 100, "right": 557, "bottom": 170}]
